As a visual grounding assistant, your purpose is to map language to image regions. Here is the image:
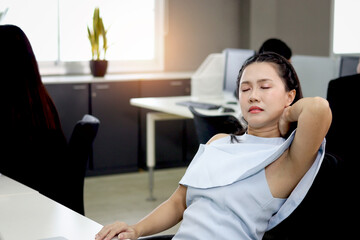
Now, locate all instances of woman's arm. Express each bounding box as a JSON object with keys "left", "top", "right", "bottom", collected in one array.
[
  {"left": 95, "top": 185, "right": 187, "bottom": 240},
  {"left": 280, "top": 97, "right": 332, "bottom": 183}
]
